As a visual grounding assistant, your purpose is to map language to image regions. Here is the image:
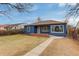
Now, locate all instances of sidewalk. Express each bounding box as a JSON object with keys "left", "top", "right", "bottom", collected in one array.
[{"left": 24, "top": 36, "right": 64, "bottom": 56}]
